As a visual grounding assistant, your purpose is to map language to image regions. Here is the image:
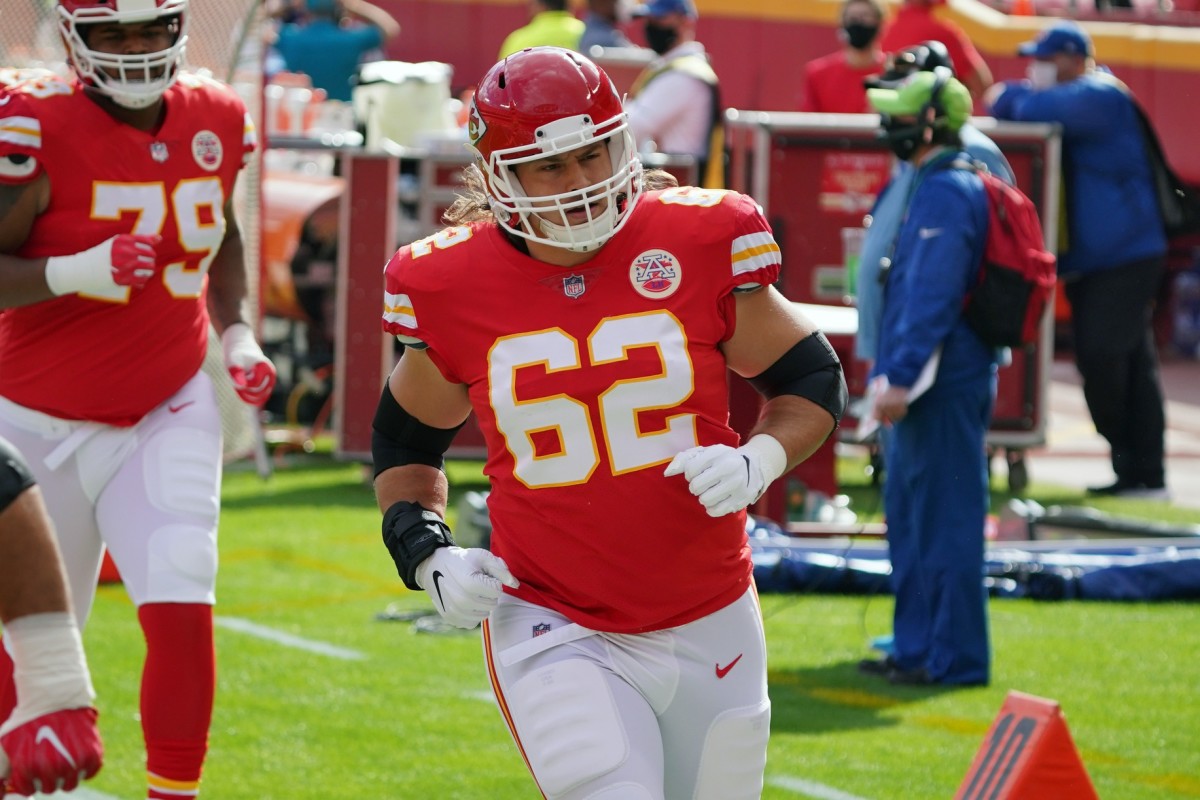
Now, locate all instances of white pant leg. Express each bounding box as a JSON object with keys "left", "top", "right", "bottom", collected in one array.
[
  {"left": 94, "top": 371, "right": 223, "bottom": 607},
  {"left": 485, "top": 597, "right": 665, "bottom": 800},
  {"left": 483, "top": 587, "right": 770, "bottom": 800},
  {"left": 652, "top": 587, "right": 771, "bottom": 800},
  {"left": 0, "top": 370, "right": 222, "bottom": 617},
  {"left": 0, "top": 397, "right": 106, "bottom": 627}
]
